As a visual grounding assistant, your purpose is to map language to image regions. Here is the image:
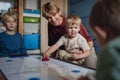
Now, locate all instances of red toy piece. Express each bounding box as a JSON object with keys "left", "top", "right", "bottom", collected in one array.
[{"left": 42, "top": 57, "right": 49, "bottom": 61}]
